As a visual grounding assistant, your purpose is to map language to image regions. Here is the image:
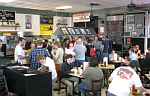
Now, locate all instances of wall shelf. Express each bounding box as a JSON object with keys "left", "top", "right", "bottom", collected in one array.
[{"left": 0, "top": 25, "right": 21, "bottom": 27}]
